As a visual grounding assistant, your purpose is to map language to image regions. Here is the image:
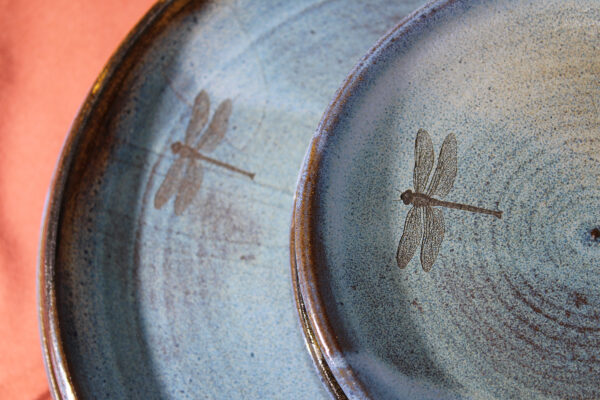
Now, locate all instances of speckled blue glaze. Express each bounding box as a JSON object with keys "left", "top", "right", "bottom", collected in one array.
[
  {"left": 39, "top": 0, "right": 424, "bottom": 398},
  {"left": 295, "top": 0, "right": 600, "bottom": 398}
]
